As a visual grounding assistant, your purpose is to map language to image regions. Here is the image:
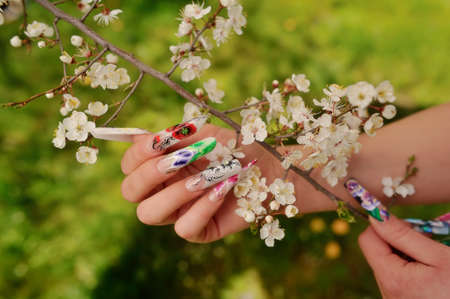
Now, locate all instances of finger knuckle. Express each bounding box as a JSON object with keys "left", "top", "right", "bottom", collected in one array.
[{"left": 390, "top": 223, "right": 413, "bottom": 243}]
